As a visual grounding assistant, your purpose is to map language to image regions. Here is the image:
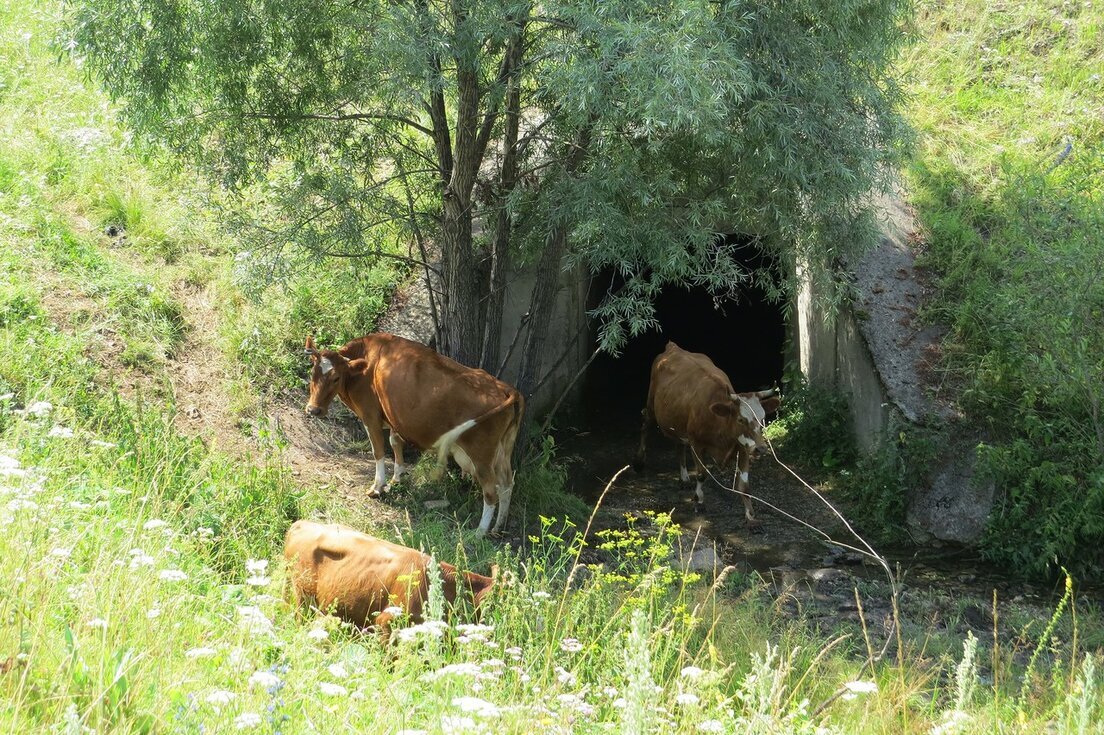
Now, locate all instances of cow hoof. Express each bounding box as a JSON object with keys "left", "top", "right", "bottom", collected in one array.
[{"left": 367, "top": 487, "right": 385, "bottom": 499}]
